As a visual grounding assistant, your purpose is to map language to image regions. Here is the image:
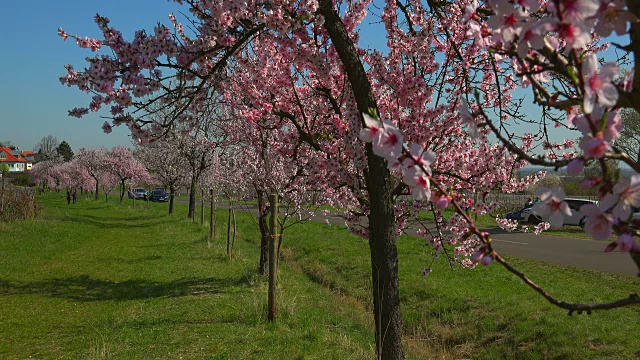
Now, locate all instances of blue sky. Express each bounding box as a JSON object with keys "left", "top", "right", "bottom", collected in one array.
[{"left": 0, "top": 0, "right": 181, "bottom": 152}]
